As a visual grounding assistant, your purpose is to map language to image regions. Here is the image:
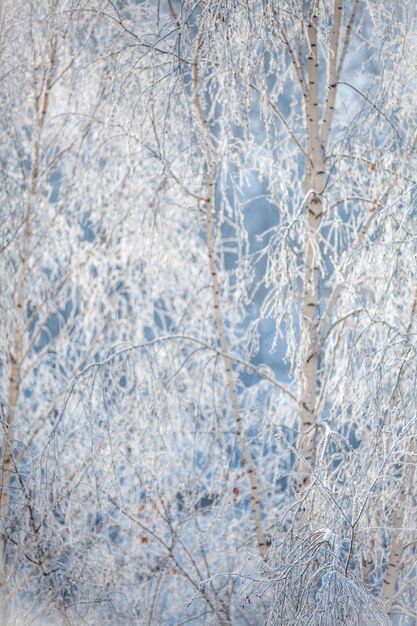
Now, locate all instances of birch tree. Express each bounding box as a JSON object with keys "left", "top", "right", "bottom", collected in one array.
[{"left": 1, "top": 1, "right": 416, "bottom": 625}]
